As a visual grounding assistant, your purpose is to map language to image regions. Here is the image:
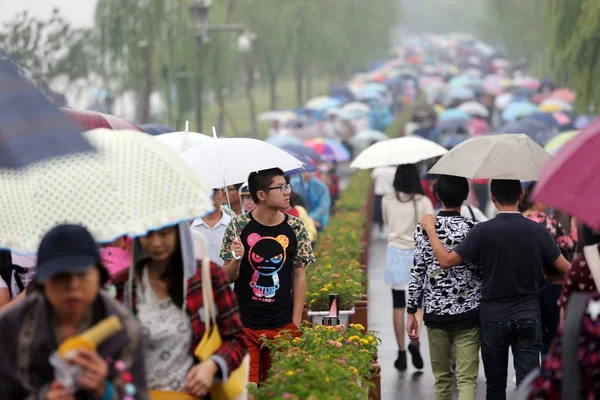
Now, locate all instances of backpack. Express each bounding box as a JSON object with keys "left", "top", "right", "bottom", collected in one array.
[{"left": 0, "top": 250, "right": 27, "bottom": 298}]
